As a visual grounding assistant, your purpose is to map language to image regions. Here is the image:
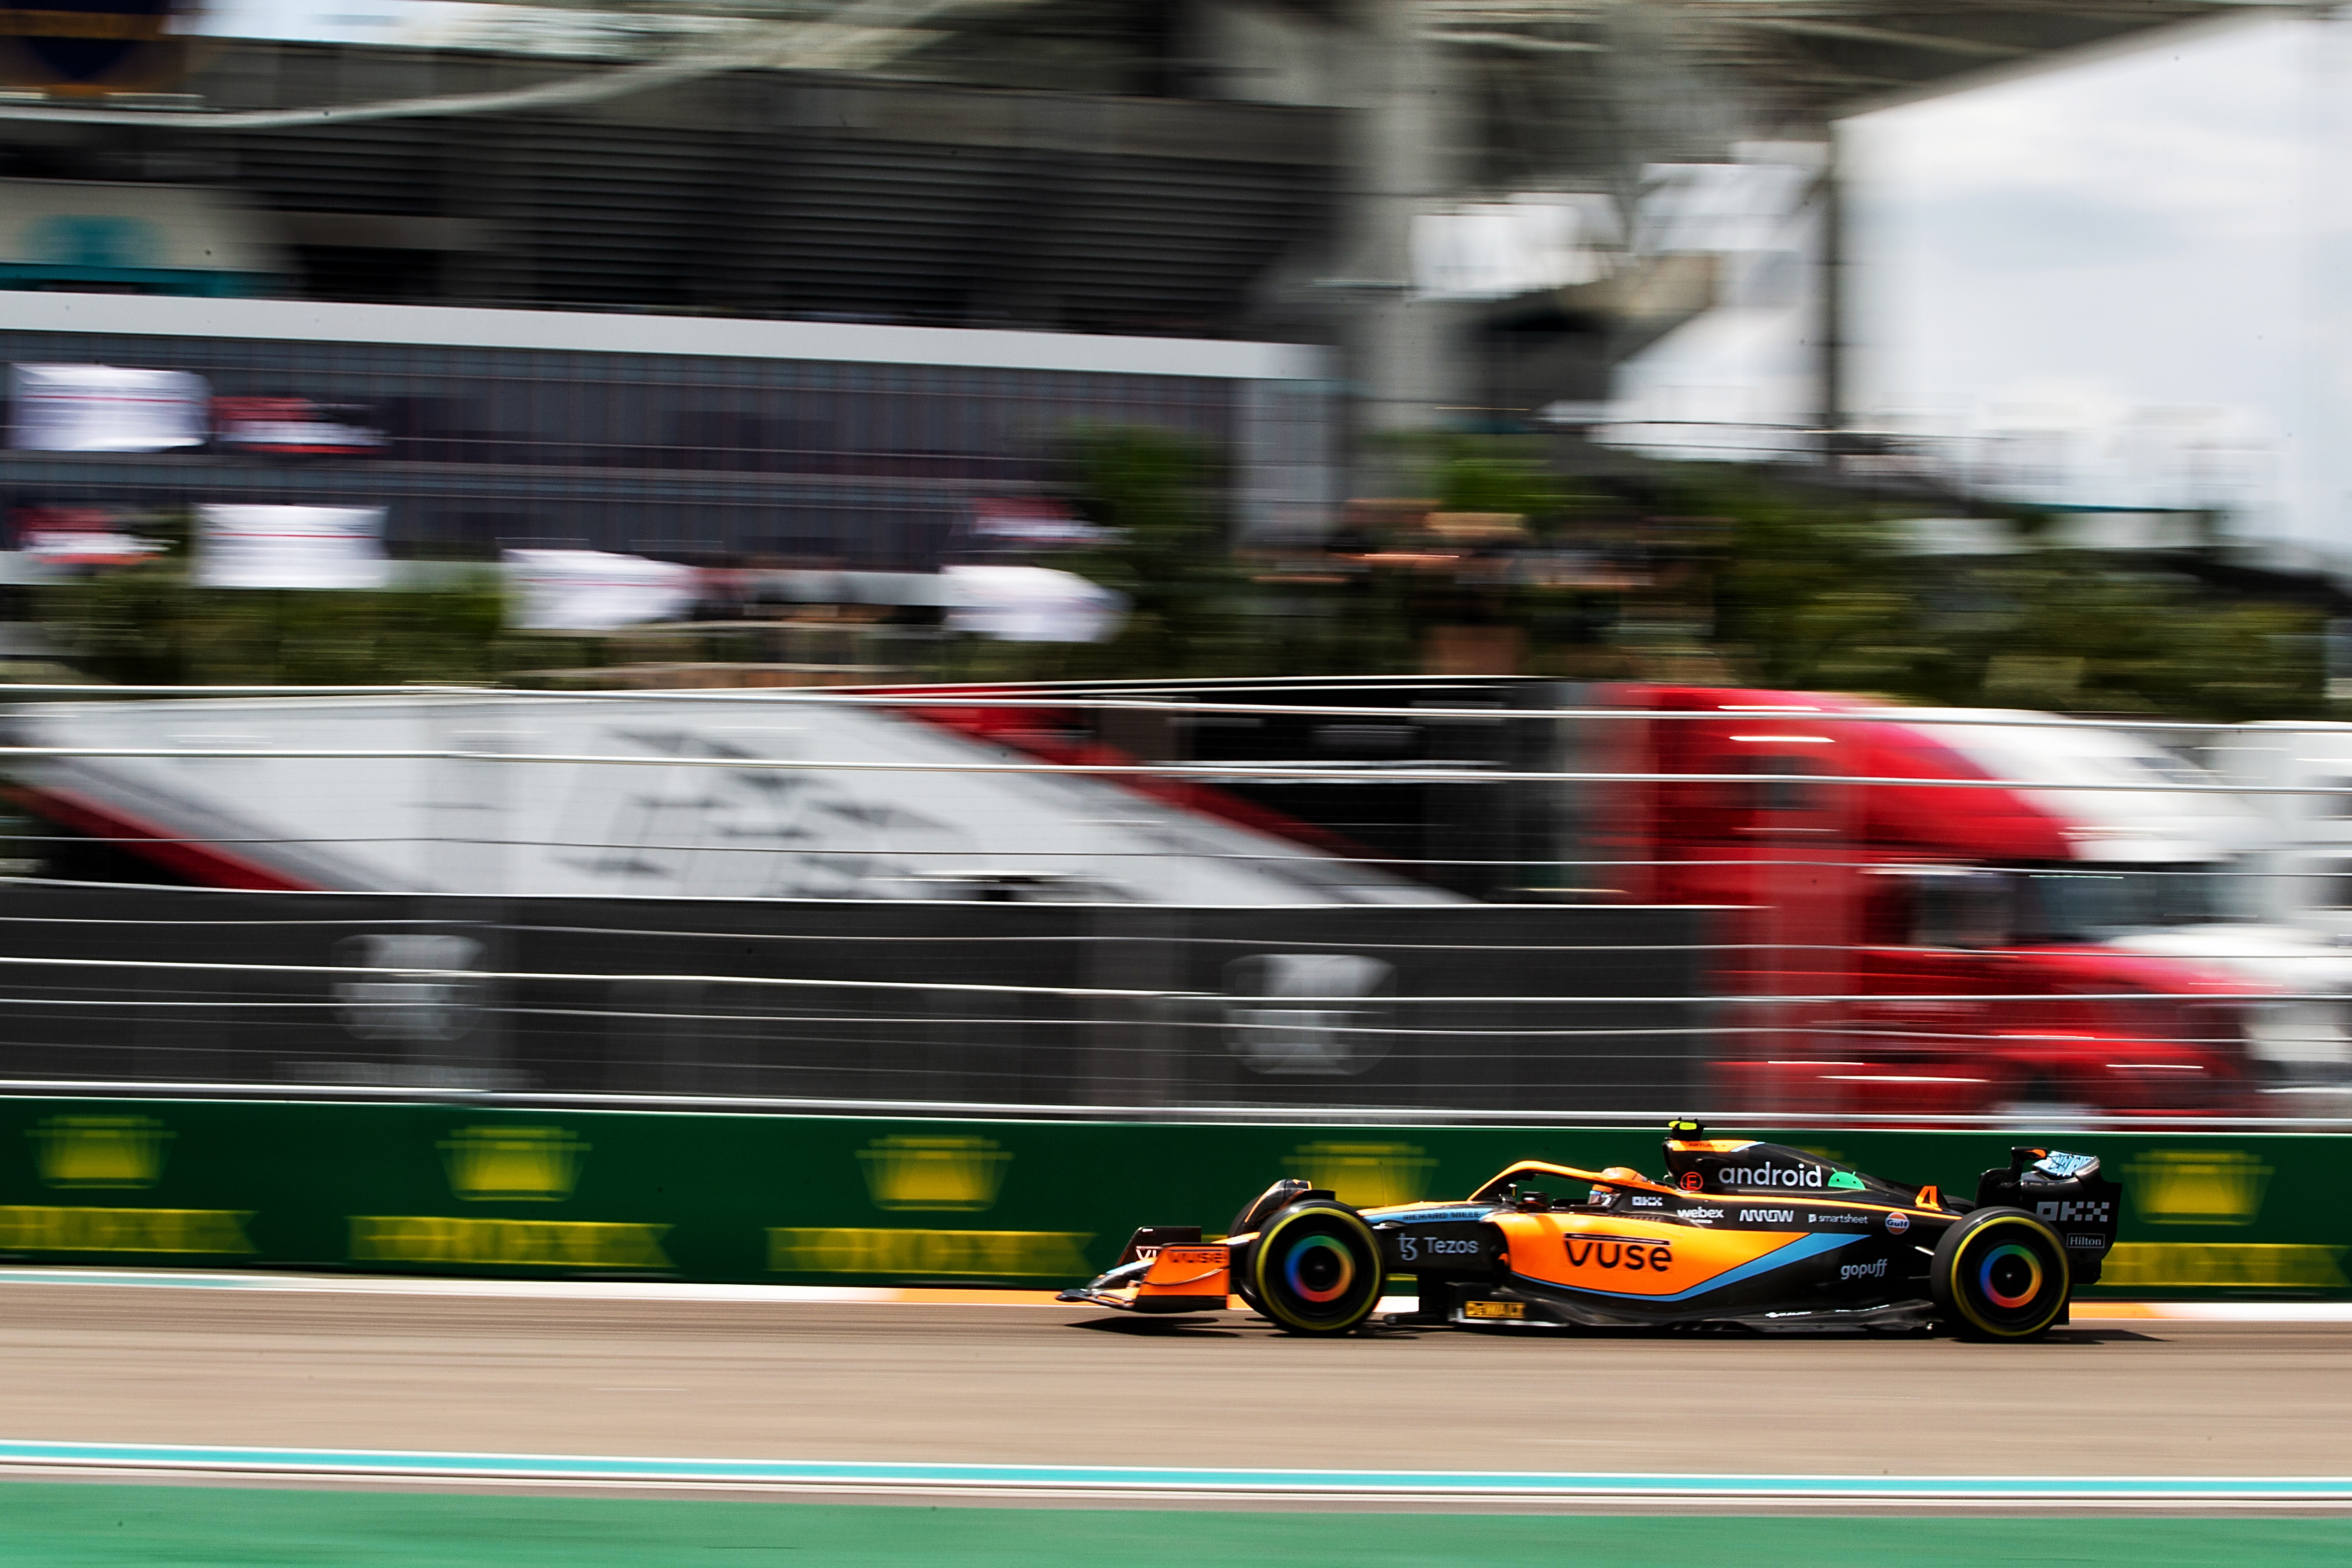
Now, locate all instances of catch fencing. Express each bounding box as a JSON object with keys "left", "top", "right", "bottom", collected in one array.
[
  {"left": 0, "top": 678, "right": 2350, "bottom": 1122},
  {"left": 0, "top": 883, "right": 1706, "bottom": 1113}
]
